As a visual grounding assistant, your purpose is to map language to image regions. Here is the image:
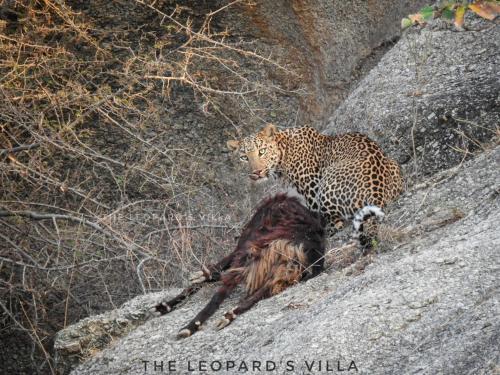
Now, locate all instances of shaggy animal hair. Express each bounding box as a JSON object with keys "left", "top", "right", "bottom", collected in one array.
[{"left": 151, "top": 193, "right": 326, "bottom": 338}]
